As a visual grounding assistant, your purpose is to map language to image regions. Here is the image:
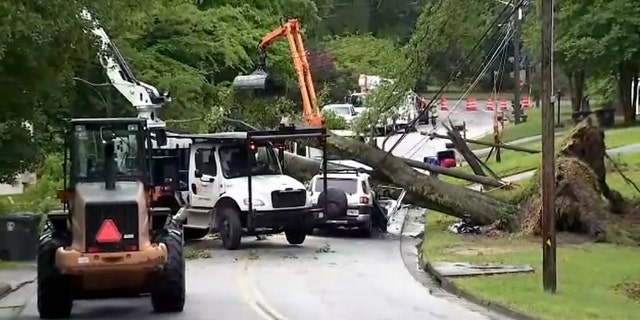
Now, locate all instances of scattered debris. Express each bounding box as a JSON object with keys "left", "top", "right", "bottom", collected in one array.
[
  {"left": 615, "top": 281, "right": 640, "bottom": 302},
  {"left": 248, "top": 250, "right": 260, "bottom": 260},
  {"left": 185, "top": 248, "right": 212, "bottom": 260},
  {"left": 316, "top": 243, "right": 334, "bottom": 253},
  {"left": 283, "top": 253, "right": 298, "bottom": 259},
  {"left": 447, "top": 215, "right": 481, "bottom": 234},
  {"left": 431, "top": 261, "right": 534, "bottom": 277}
]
